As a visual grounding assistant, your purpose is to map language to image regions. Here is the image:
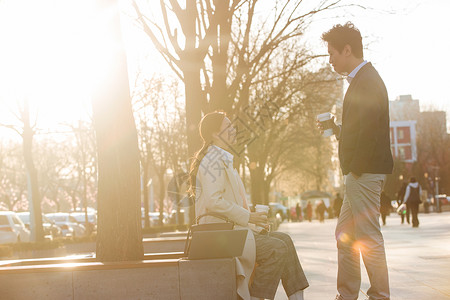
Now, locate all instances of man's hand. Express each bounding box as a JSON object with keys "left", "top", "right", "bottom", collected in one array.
[
  {"left": 316, "top": 116, "right": 340, "bottom": 136},
  {"left": 249, "top": 211, "right": 269, "bottom": 228}
]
